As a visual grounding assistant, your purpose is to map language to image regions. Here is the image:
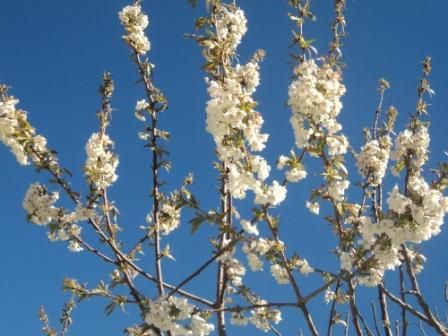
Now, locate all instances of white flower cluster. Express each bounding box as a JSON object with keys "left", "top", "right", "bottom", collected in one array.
[
  {"left": 159, "top": 203, "right": 181, "bottom": 235},
  {"left": 0, "top": 95, "right": 51, "bottom": 165},
  {"left": 215, "top": 242, "right": 247, "bottom": 288},
  {"left": 345, "top": 124, "right": 444, "bottom": 285},
  {"left": 347, "top": 178, "right": 448, "bottom": 286},
  {"left": 205, "top": 37, "right": 286, "bottom": 204},
  {"left": 145, "top": 296, "right": 214, "bottom": 336},
  {"left": 324, "top": 287, "right": 349, "bottom": 304},
  {"left": 306, "top": 201, "right": 319, "bottom": 215},
  {"left": 295, "top": 258, "right": 314, "bottom": 275},
  {"left": 328, "top": 179, "right": 350, "bottom": 202},
  {"left": 356, "top": 138, "right": 391, "bottom": 185},
  {"left": 23, "top": 183, "right": 92, "bottom": 252},
  {"left": 339, "top": 250, "right": 354, "bottom": 272},
  {"left": 119, "top": 4, "right": 150, "bottom": 55},
  {"left": 277, "top": 155, "right": 307, "bottom": 183},
  {"left": 288, "top": 59, "right": 346, "bottom": 148},
  {"left": 289, "top": 59, "right": 350, "bottom": 204},
  {"left": 242, "top": 238, "right": 279, "bottom": 272},
  {"left": 240, "top": 219, "right": 259, "bottom": 236},
  {"left": 391, "top": 126, "right": 429, "bottom": 175},
  {"left": 225, "top": 257, "right": 246, "bottom": 287},
  {"left": 230, "top": 299, "right": 282, "bottom": 332},
  {"left": 326, "top": 135, "right": 349, "bottom": 156},
  {"left": 135, "top": 99, "right": 149, "bottom": 123},
  {"left": 215, "top": 7, "right": 247, "bottom": 50},
  {"left": 85, "top": 133, "right": 119, "bottom": 189},
  {"left": 23, "top": 183, "right": 59, "bottom": 225},
  {"left": 270, "top": 264, "right": 289, "bottom": 284}
]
